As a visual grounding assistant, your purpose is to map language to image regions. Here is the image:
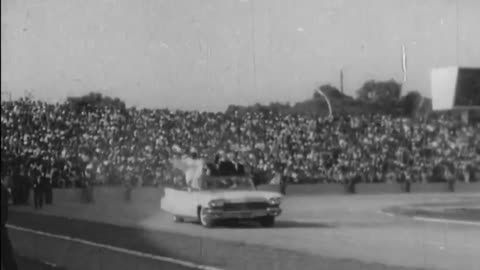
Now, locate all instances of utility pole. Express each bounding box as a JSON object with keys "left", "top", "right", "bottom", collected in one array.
[
  {"left": 340, "top": 67, "right": 344, "bottom": 94},
  {"left": 402, "top": 44, "right": 407, "bottom": 83}
]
